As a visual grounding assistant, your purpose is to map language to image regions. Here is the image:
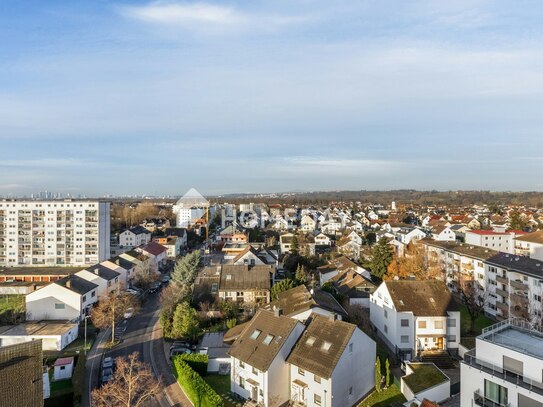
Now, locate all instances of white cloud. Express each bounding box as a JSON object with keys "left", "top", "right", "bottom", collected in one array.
[
  {"left": 121, "top": 2, "right": 245, "bottom": 25},
  {"left": 276, "top": 156, "right": 399, "bottom": 176}
]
